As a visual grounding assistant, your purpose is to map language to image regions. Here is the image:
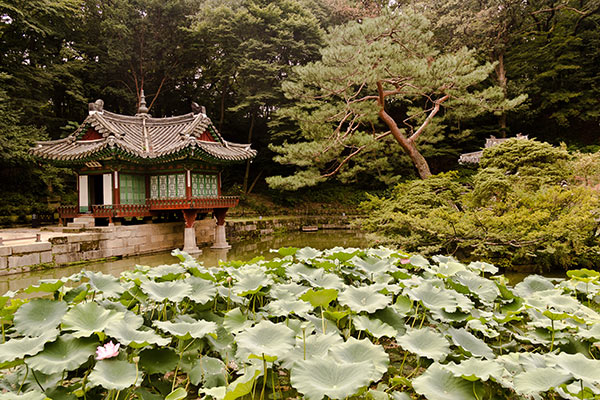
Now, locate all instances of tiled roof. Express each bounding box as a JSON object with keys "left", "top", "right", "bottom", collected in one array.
[
  {"left": 32, "top": 109, "right": 256, "bottom": 164},
  {"left": 458, "top": 134, "right": 528, "bottom": 164}
]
